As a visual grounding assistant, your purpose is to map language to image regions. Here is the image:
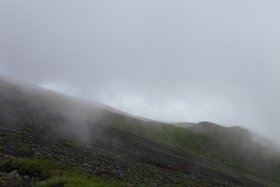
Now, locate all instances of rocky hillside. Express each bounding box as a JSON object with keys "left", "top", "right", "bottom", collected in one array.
[{"left": 0, "top": 77, "right": 279, "bottom": 186}]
